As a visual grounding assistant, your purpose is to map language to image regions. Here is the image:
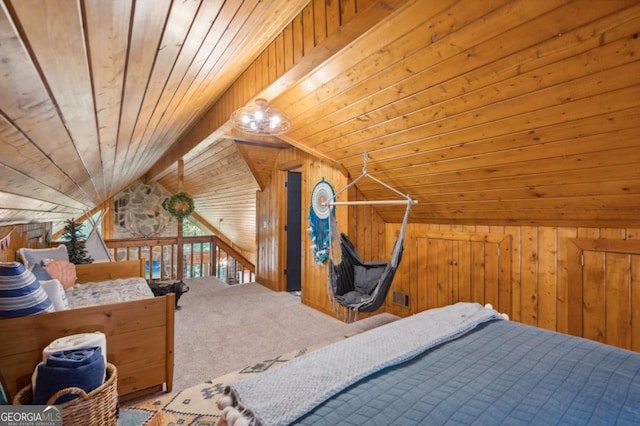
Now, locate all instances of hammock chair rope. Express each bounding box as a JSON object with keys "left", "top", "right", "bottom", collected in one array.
[{"left": 326, "top": 153, "right": 417, "bottom": 207}]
